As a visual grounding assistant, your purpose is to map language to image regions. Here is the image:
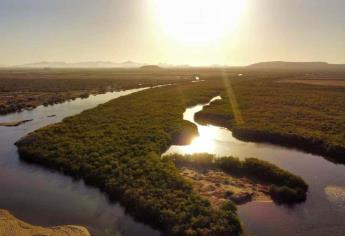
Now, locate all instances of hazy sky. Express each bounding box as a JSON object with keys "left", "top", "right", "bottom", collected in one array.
[{"left": 1, "top": 0, "right": 344, "bottom": 66}]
